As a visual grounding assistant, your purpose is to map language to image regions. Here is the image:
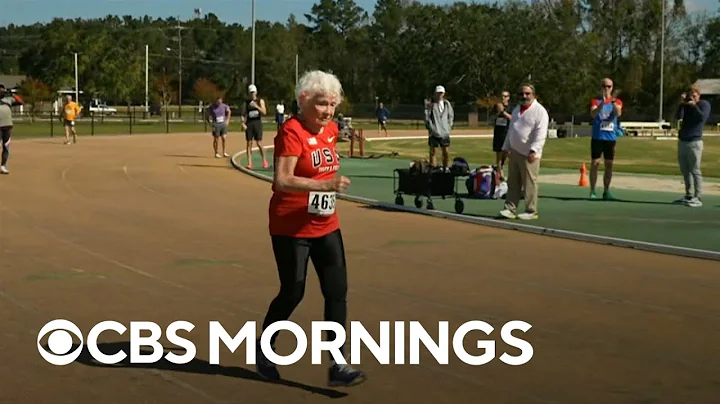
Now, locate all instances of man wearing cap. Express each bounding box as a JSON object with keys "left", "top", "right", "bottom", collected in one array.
[
  {"left": 425, "top": 85, "right": 454, "bottom": 172},
  {"left": 242, "top": 84, "right": 268, "bottom": 169},
  {"left": 0, "top": 83, "right": 24, "bottom": 175}
]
